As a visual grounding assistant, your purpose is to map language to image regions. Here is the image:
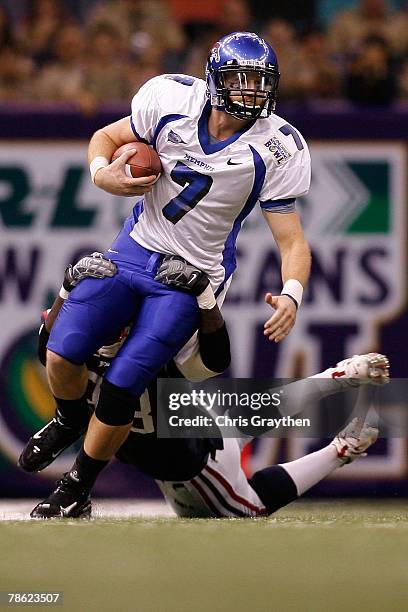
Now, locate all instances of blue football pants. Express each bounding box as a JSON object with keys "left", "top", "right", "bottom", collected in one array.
[{"left": 47, "top": 230, "right": 200, "bottom": 396}]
